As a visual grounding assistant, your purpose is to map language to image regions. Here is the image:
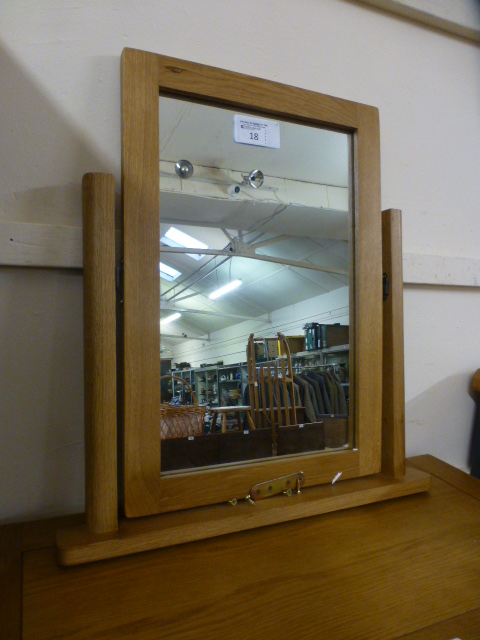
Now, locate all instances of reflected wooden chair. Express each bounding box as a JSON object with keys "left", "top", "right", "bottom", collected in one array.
[{"left": 246, "top": 333, "right": 298, "bottom": 437}]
